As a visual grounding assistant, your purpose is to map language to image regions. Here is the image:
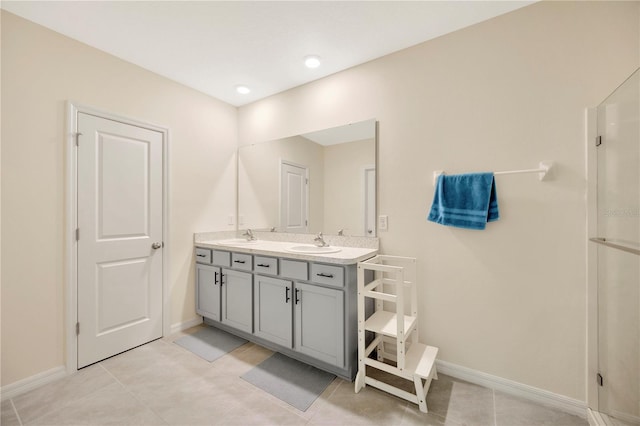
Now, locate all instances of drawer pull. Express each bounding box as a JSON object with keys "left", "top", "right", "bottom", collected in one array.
[
  {"left": 285, "top": 287, "right": 290, "bottom": 303},
  {"left": 220, "top": 273, "right": 225, "bottom": 285},
  {"left": 214, "top": 271, "right": 219, "bottom": 285},
  {"left": 317, "top": 272, "right": 334, "bottom": 278},
  {"left": 196, "top": 254, "right": 207, "bottom": 258},
  {"left": 295, "top": 288, "right": 300, "bottom": 304},
  {"left": 257, "top": 263, "right": 270, "bottom": 268},
  {"left": 234, "top": 260, "right": 246, "bottom": 264}
]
